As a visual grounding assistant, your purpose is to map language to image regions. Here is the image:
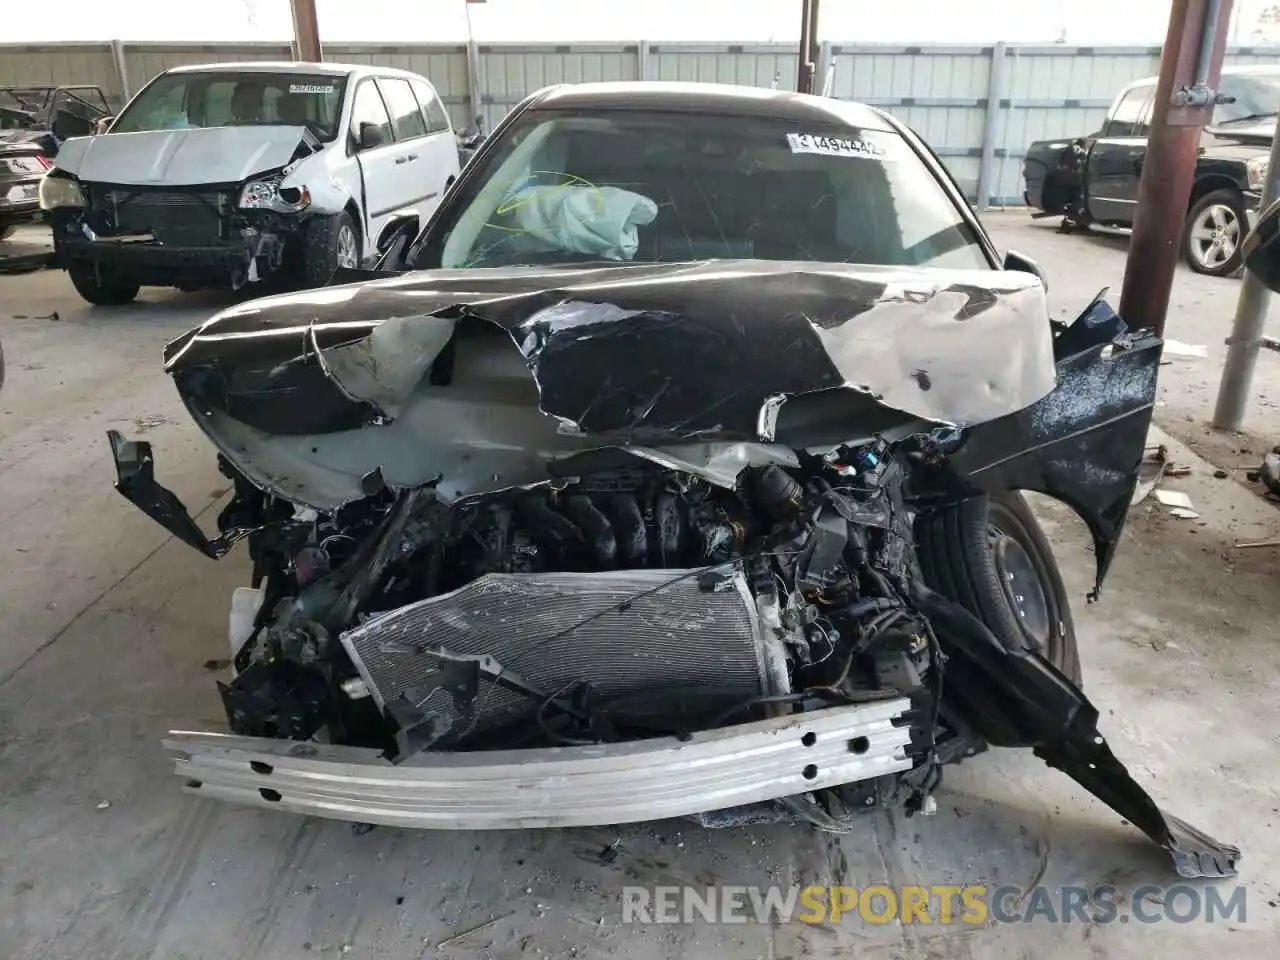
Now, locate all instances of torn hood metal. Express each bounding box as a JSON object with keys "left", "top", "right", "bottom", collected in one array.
[{"left": 164, "top": 260, "right": 1057, "bottom": 444}]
